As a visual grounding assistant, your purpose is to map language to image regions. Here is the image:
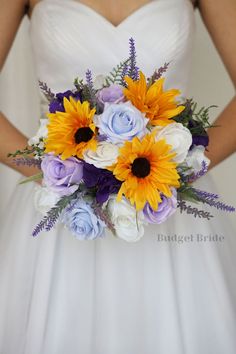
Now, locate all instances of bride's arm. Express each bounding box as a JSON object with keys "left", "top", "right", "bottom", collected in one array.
[
  {"left": 198, "top": 0, "right": 236, "bottom": 169},
  {"left": 0, "top": 0, "right": 39, "bottom": 177}
]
